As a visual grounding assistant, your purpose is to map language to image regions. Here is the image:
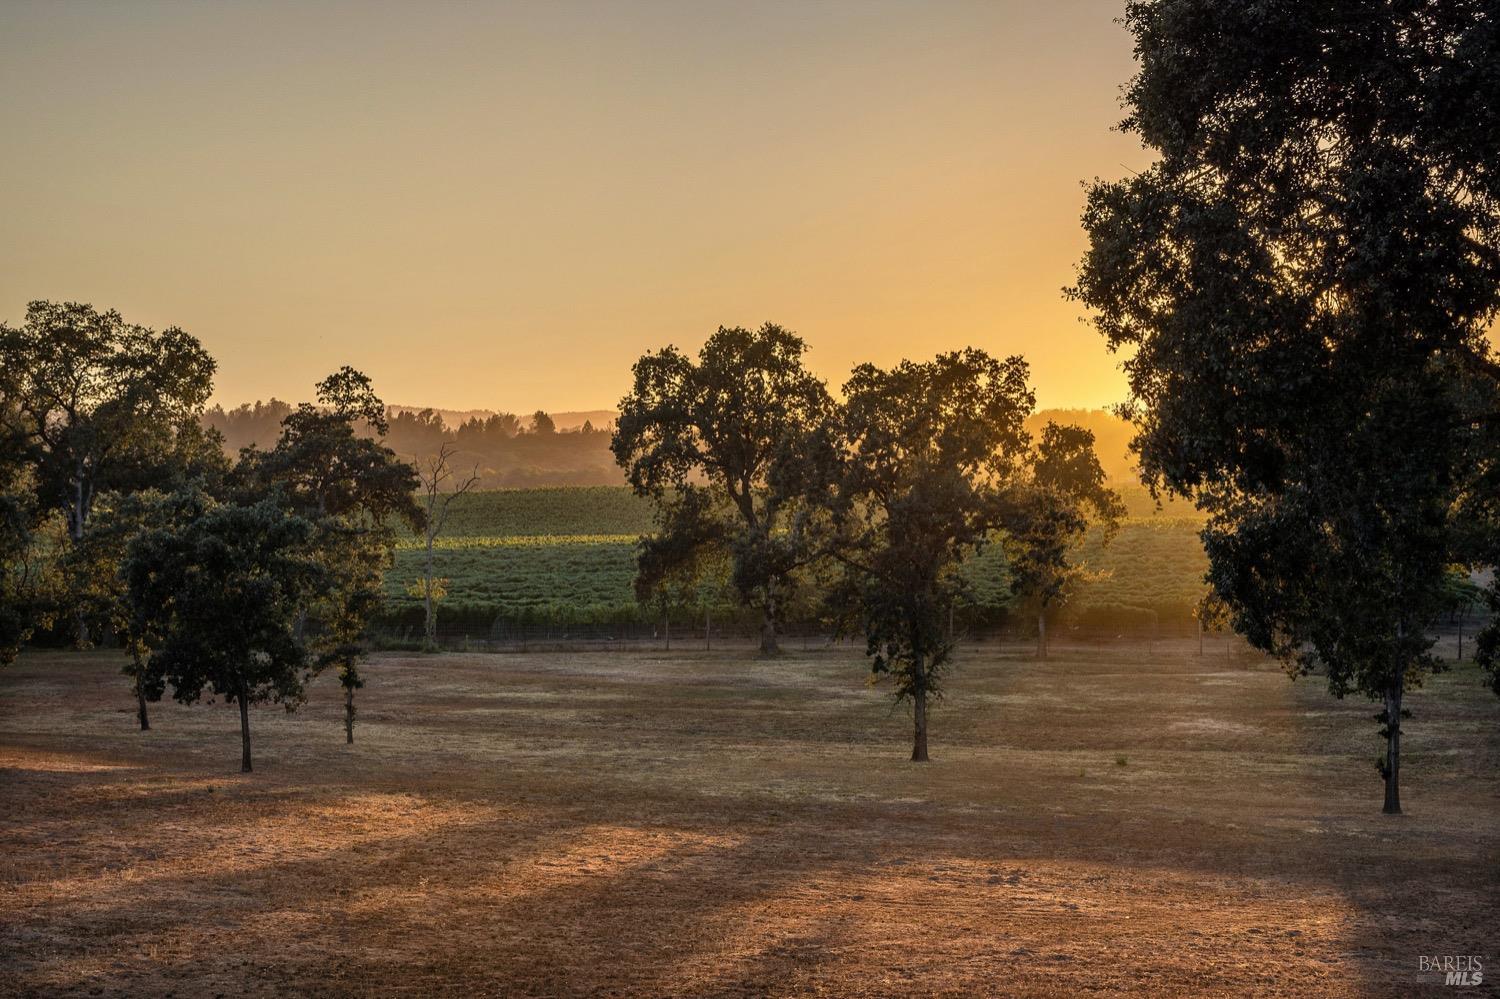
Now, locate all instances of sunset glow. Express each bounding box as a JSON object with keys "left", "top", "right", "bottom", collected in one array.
[{"left": 0, "top": 1, "right": 1147, "bottom": 411}]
